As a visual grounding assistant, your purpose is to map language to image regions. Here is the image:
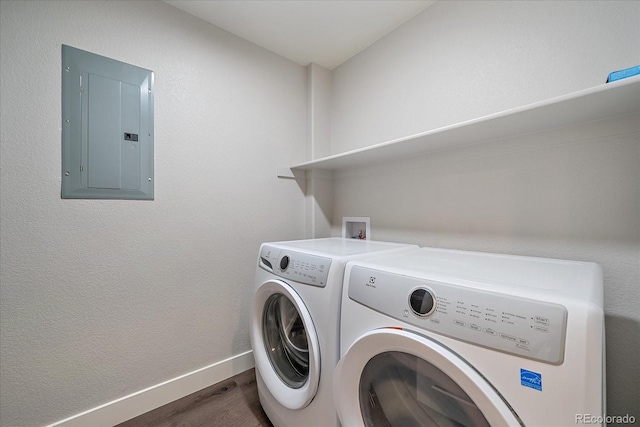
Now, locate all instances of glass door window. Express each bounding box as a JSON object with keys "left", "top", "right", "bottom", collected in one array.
[
  {"left": 332, "top": 329, "right": 522, "bottom": 426},
  {"left": 251, "top": 279, "right": 320, "bottom": 409},
  {"left": 360, "top": 351, "right": 490, "bottom": 427},
  {"left": 263, "top": 293, "right": 310, "bottom": 388}
]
